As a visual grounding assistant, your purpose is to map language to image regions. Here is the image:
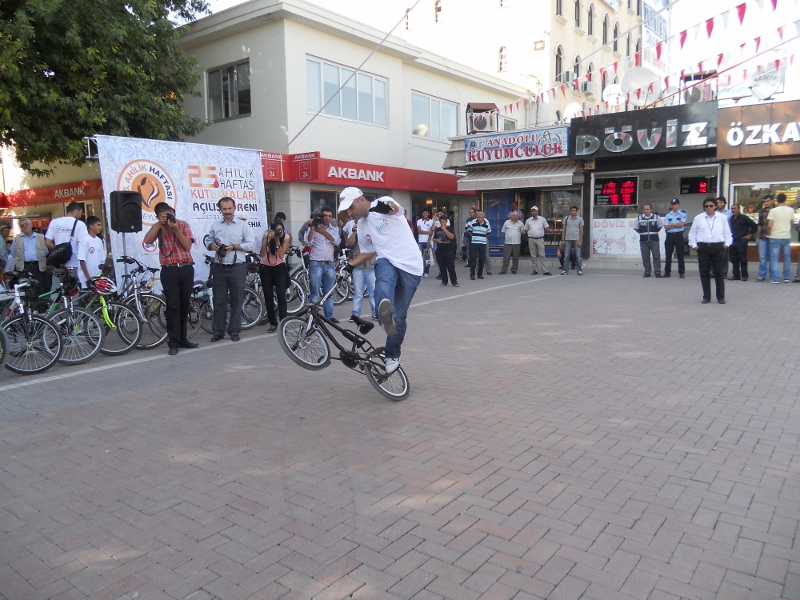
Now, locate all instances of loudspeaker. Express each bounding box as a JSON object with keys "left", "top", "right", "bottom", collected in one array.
[{"left": 110, "top": 191, "right": 143, "bottom": 233}]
